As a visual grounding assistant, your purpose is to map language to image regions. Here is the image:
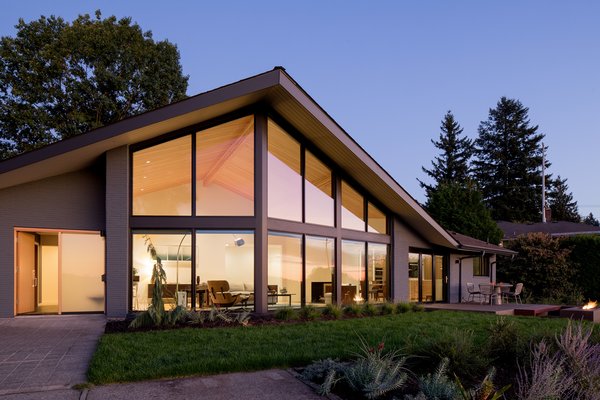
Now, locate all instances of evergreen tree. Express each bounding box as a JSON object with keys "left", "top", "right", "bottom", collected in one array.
[
  {"left": 547, "top": 175, "right": 579, "bottom": 222},
  {"left": 0, "top": 11, "right": 188, "bottom": 159},
  {"left": 473, "top": 97, "right": 546, "bottom": 222},
  {"left": 582, "top": 212, "right": 600, "bottom": 227},
  {"left": 419, "top": 111, "right": 473, "bottom": 197},
  {"left": 425, "top": 182, "right": 503, "bottom": 244}
]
